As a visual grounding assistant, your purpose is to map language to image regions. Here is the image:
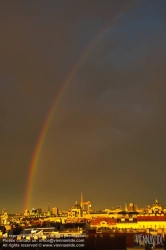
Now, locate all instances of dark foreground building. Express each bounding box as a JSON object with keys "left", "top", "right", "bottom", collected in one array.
[{"left": 85, "top": 234, "right": 126, "bottom": 250}]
